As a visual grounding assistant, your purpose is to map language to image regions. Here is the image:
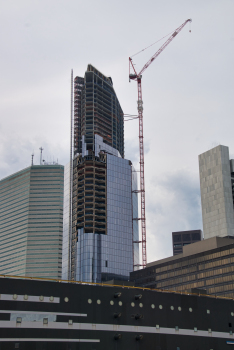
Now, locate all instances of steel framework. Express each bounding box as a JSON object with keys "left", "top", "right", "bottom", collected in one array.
[{"left": 129, "top": 19, "right": 192, "bottom": 268}]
